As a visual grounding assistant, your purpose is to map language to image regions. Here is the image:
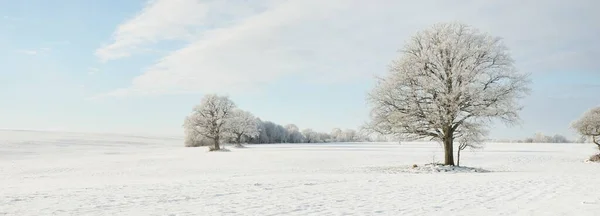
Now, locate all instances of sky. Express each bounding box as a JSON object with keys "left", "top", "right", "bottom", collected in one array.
[{"left": 0, "top": 0, "right": 599, "bottom": 140}]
